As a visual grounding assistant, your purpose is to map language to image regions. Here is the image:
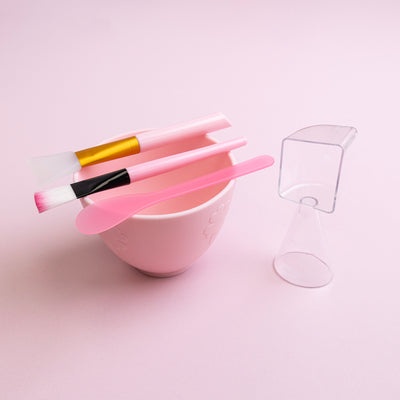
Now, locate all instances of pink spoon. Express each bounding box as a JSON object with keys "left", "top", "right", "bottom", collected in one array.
[{"left": 76, "top": 155, "right": 274, "bottom": 235}]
